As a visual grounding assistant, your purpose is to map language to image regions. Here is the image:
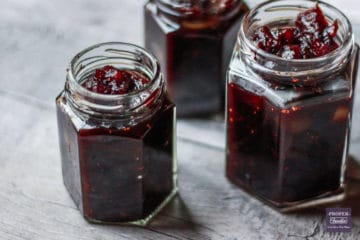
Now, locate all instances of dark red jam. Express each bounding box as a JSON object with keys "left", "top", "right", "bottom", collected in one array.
[
  {"left": 82, "top": 65, "right": 149, "bottom": 94},
  {"left": 252, "top": 4, "right": 339, "bottom": 59},
  {"left": 145, "top": 0, "right": 248, "bottom": 116},
  {"left": 227, "top": 82, "right": 351, "bottom": 203},
  {"left": 57, "top": 65, "right": 176, "bottom": 223}
]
